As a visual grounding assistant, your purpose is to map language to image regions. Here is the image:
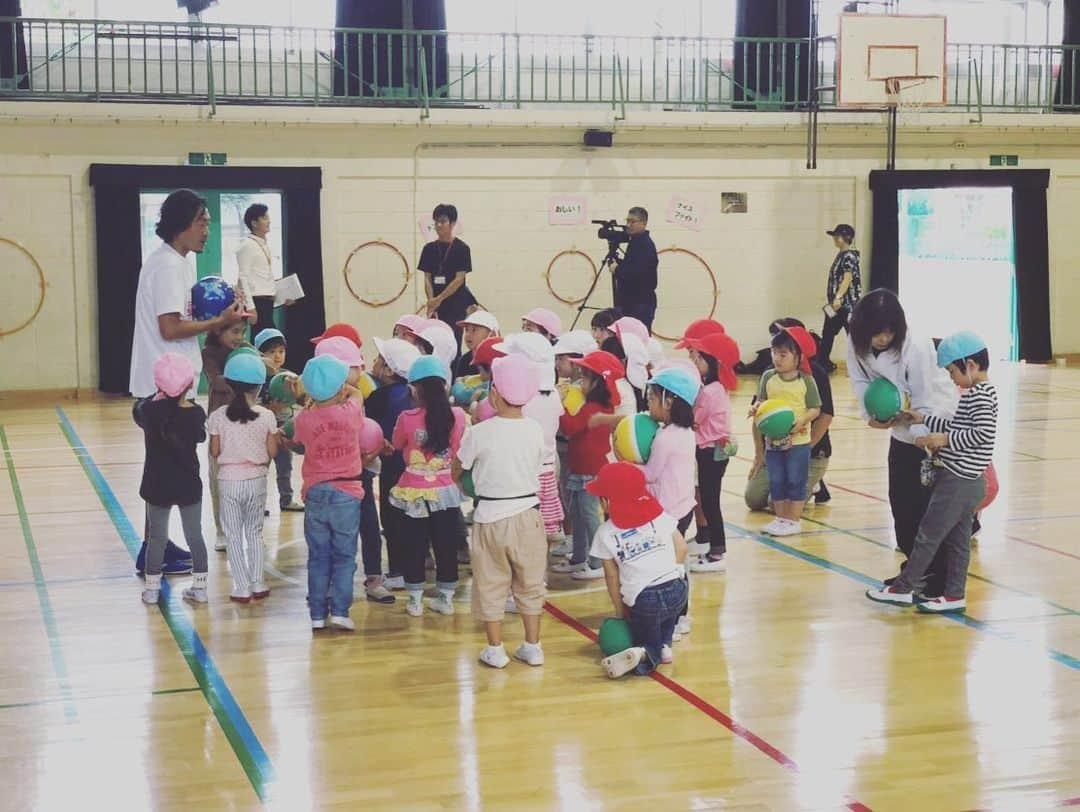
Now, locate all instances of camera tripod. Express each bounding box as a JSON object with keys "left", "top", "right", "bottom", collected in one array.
[{"left": 569, "top": 241, "right": 624, "bottom": 331}]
